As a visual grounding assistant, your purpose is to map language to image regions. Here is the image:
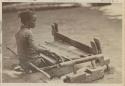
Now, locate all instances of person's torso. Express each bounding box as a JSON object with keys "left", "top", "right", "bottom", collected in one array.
[{"left": 15, "top": 28, "right": 39, "bottom": 60}]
